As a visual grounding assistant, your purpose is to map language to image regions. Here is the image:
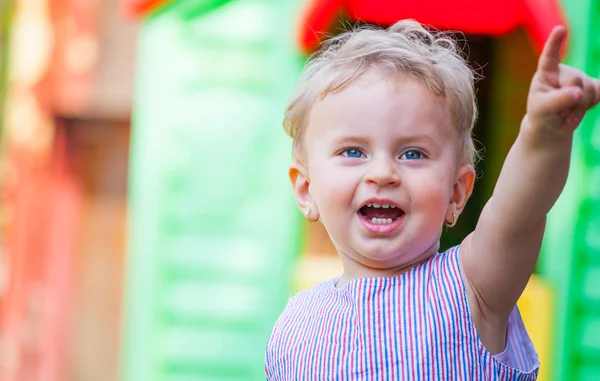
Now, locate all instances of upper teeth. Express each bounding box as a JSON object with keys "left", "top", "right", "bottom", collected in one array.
[{"left": 367, "top": 203, "right": 395, "bottom": 208}]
